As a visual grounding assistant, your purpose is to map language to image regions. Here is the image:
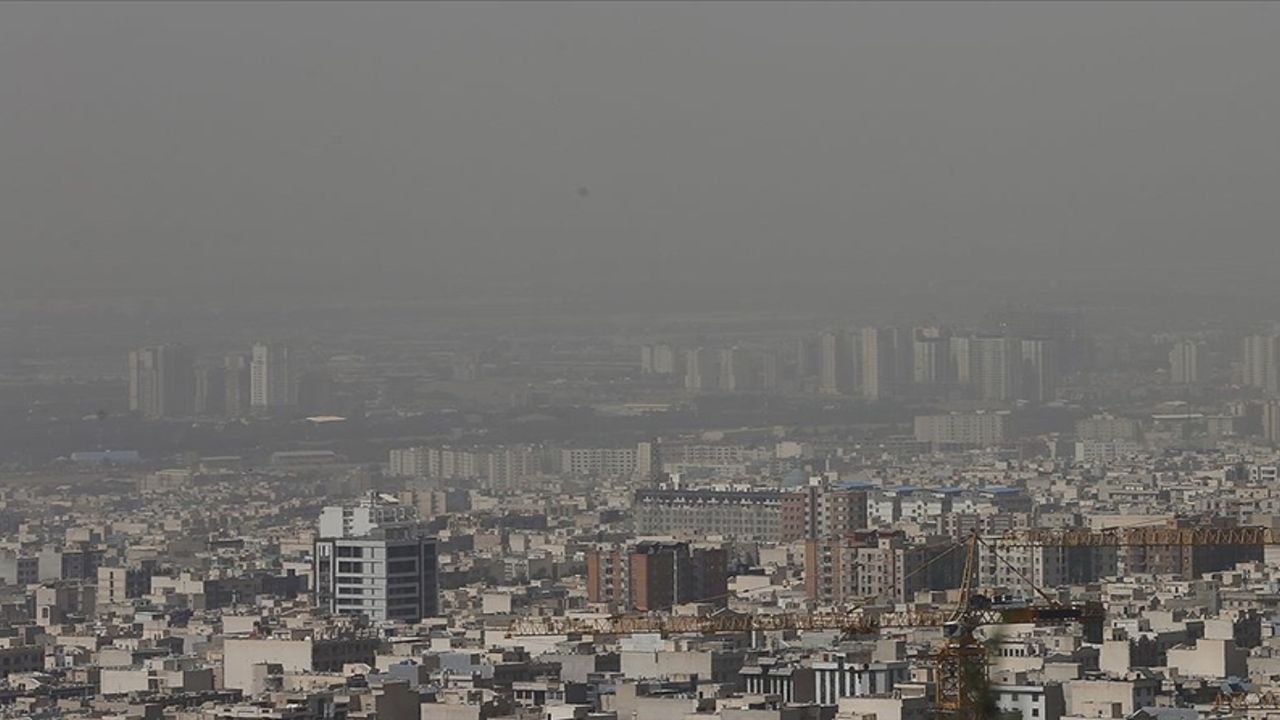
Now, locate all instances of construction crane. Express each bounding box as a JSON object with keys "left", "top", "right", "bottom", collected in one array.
[{"left": 508, "top": 523, "right": 1274, "bottom": 719}]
